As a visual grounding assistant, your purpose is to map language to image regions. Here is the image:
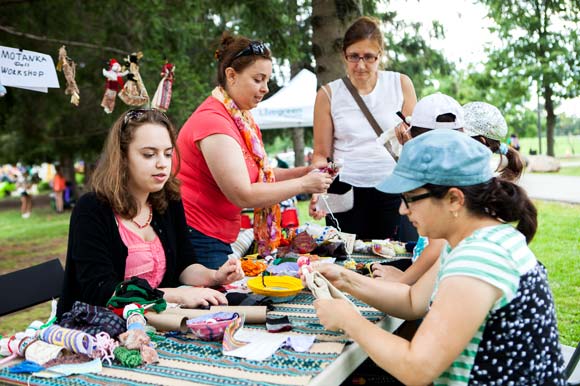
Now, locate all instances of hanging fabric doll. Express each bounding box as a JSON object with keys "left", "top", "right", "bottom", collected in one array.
[
  {"left": 118, "top": 52, "right": 149, "bottom": 107},
  {"left": 151, "top": 58, "right": 175, "bottom": 112},
  {"left": 56, "top": 45, "right": 80, "bottom": 106},
  {"left": 101, "top": 59, "right": 127, "bottom": 114}
]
